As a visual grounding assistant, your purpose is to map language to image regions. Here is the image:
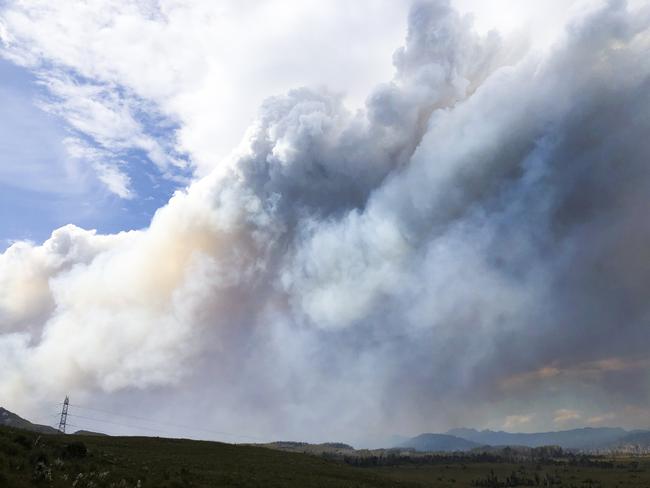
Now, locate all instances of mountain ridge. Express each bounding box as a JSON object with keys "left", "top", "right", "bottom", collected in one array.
[
  {"left": 394, "top": 426, "right": 650, "bottom": 452},
  {"left": 0, "top": 407, "right": 59, "bottom": 434},
  {"left": 444, "top": 426, "right": 638, "bottom": 450},
  {"left": 398, "top": 433, "right": 482, "bottom": 452}
]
